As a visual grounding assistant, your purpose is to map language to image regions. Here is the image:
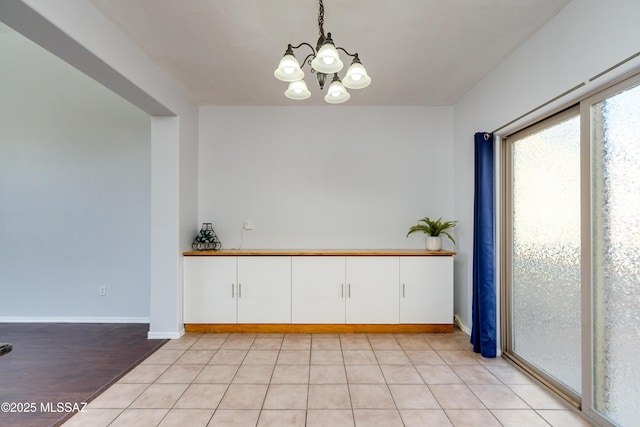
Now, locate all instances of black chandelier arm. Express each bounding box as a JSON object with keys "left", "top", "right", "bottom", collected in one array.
[
  {"left": 289, "top": 42, "right": 316, "bottom": 53},
  {"left": 335, "top": 47, "right": 359, "bottom": 59},
  {"left": 301, "top": 54, "right": 315, "bottom": 70},
  {"left": 286, "top": 42, "right": 319, "bottom": 71}
]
